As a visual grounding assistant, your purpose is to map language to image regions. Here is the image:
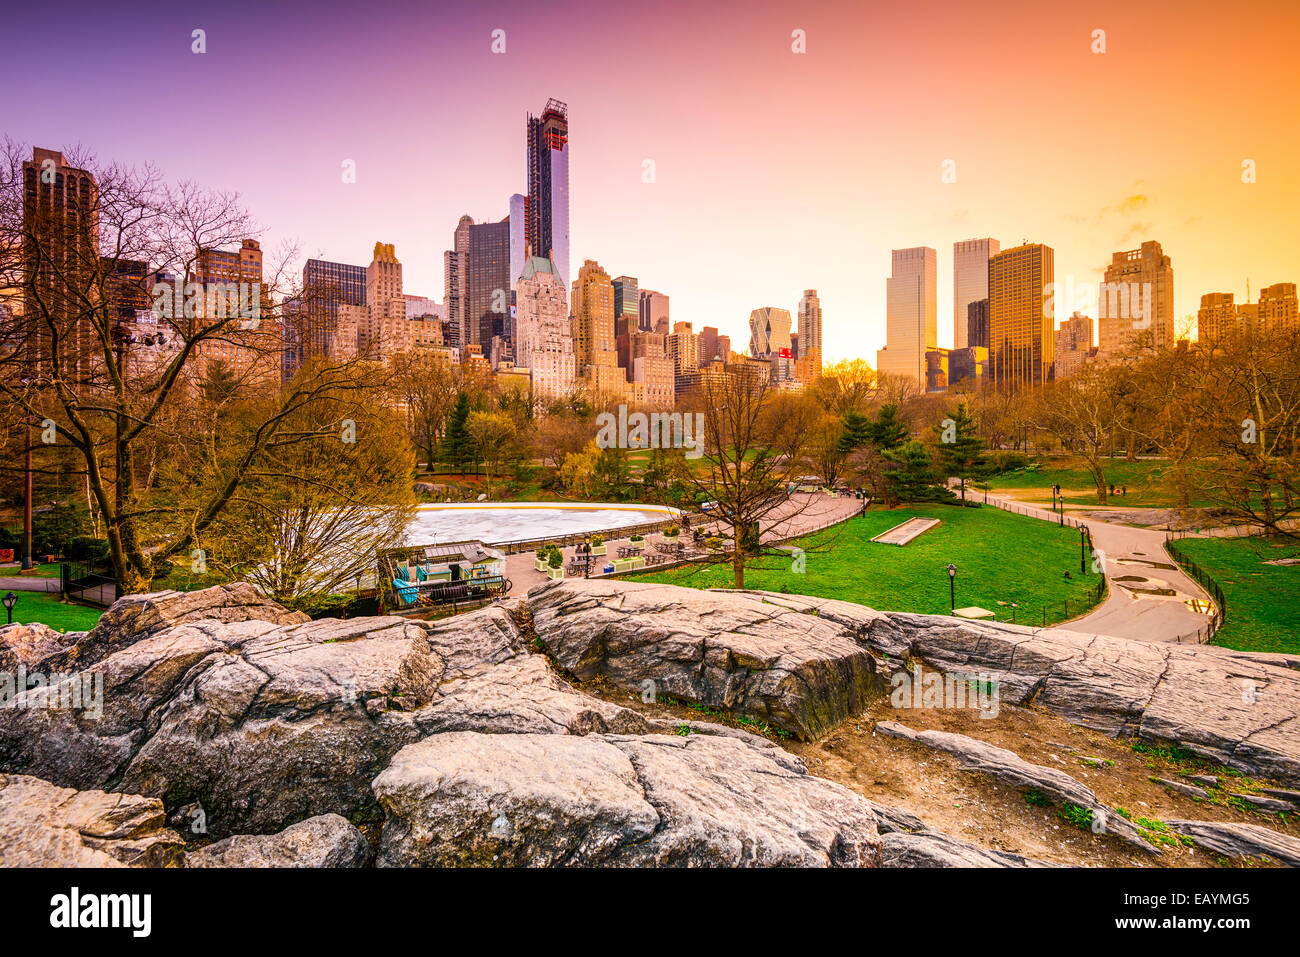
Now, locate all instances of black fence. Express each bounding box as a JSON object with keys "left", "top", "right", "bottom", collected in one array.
[
  {"left": 1164, "top": 535, "right": 1227, "bottom": 643},
  {"left": 60, "top": 562, "right": 119, "bottom": 608}
]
